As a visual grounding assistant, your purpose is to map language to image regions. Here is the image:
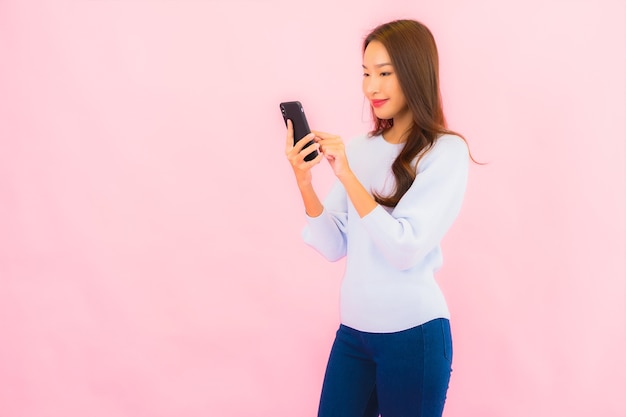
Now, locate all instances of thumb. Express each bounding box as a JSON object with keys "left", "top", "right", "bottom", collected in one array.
[{"left": 285, "top": 119, "right": 294, "bottom": 151}]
